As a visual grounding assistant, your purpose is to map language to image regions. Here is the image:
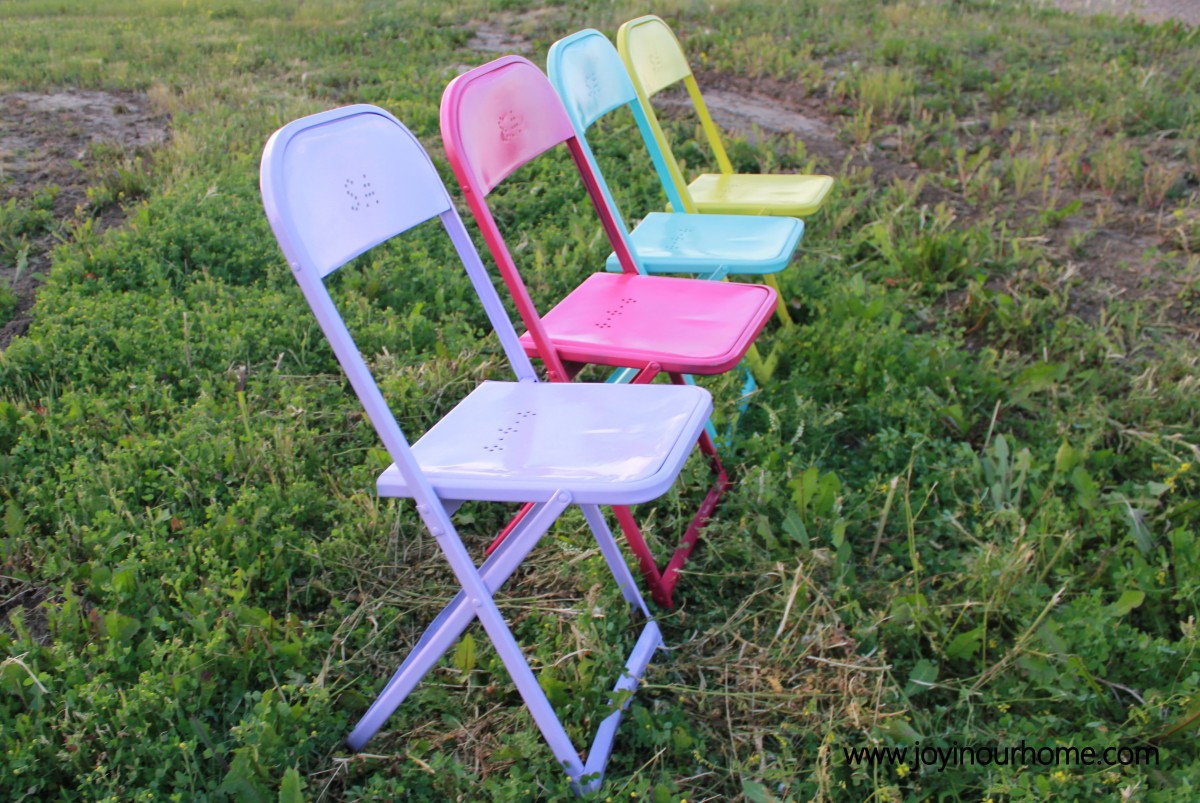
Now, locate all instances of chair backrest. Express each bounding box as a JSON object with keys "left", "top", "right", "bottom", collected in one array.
[
  {"left": 616, "top": 15, "right": 693, "bottom": 97},
  {"left": 617, "top": 15, "right": 736, "bottom": 201},
  {"left": 440, "top": 56, "right": 645, "bottom": 382},
  {"left": 547, "top": 28, "right": 690, "bottom": 216},
  {"left": 260, "top": 104, "right": 537, "bottom": 522}
]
